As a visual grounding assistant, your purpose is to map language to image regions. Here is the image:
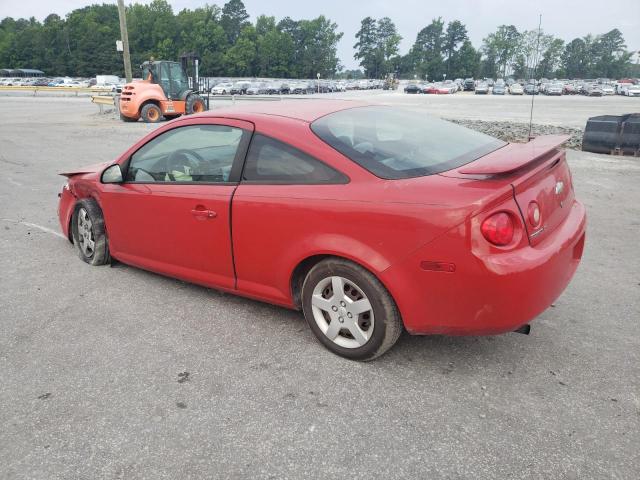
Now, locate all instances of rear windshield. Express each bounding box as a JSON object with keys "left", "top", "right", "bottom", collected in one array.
[{"left": 311, "top": 106, "right": 506, "bottom": 179}]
